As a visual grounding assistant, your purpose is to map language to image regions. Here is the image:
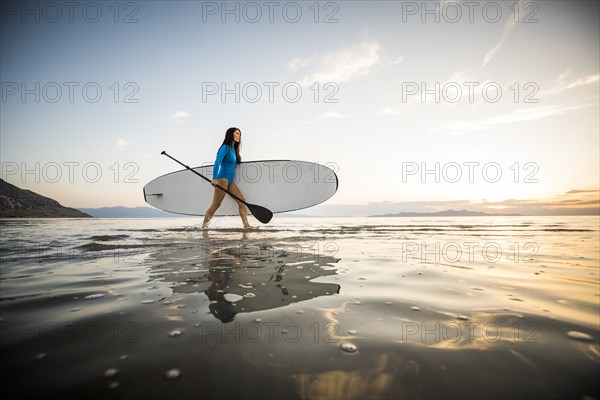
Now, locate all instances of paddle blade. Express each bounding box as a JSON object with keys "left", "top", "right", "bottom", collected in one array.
[{"left": 247, "top": 203, "right": 273, "bottom": 224}]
